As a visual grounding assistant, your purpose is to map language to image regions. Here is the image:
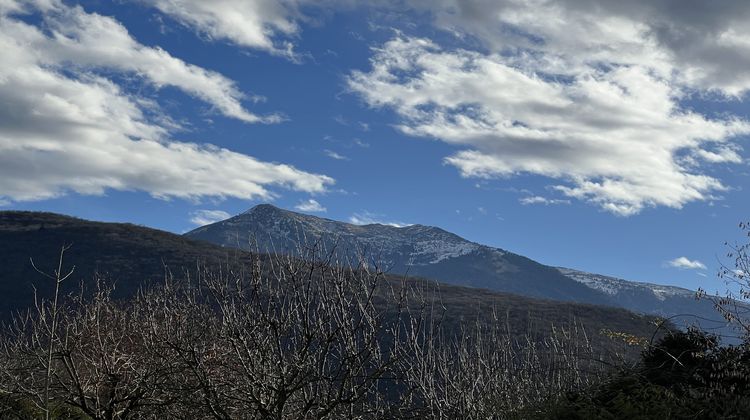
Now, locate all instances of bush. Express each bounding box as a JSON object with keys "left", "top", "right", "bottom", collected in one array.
[
  {"left": 0, "top": 245, "right": 614, "bottom": 419},
  {"left": 541, "top": 328, "right": 750, "bottom": 419}
]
